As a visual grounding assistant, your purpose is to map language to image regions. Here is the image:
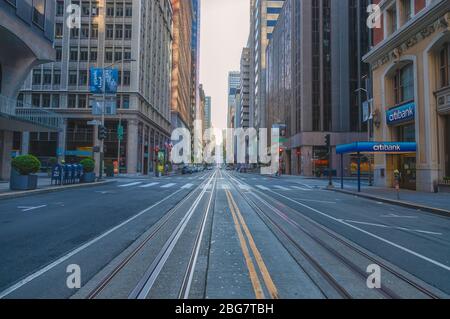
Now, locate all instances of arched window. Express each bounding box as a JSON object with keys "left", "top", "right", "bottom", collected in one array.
[
  {"left": 439, "top": 43, "right": 450, "bottom": 88},
  {"left": 393, "top": 63, "right": 414, "bottom": 105}
]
